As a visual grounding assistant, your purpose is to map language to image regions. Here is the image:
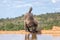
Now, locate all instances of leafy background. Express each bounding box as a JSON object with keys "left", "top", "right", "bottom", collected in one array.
[{"left": 0, "top": 12, "right": 60, "bottom": 31}]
